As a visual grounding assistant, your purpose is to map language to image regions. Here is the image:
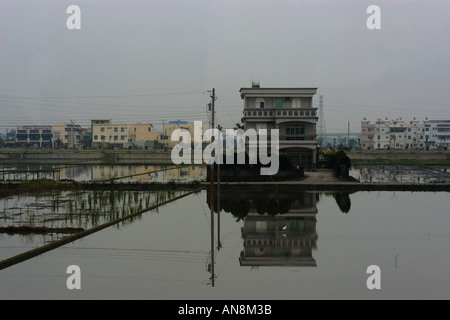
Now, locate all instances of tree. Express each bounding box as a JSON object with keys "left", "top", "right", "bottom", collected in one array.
[
  {"left": 54, "top": 139, "right": 63, "bottom": 148},
  {"left": 234, "top": 122, "right": 244, "bottom": 130}
]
